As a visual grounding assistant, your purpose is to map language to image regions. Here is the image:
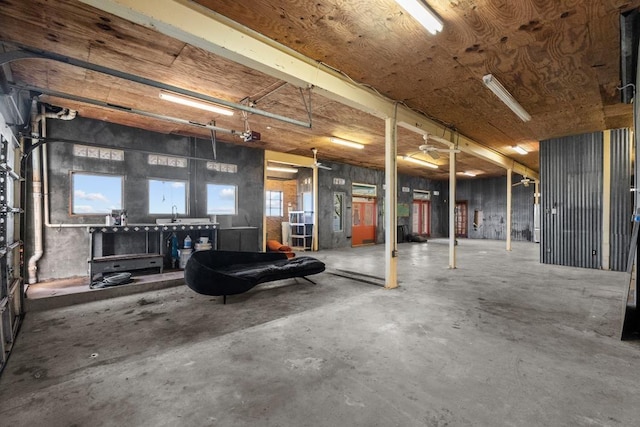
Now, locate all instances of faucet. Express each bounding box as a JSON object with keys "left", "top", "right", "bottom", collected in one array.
[{"left": 171, "top": 205, "right": 178, "bottom": 223}]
